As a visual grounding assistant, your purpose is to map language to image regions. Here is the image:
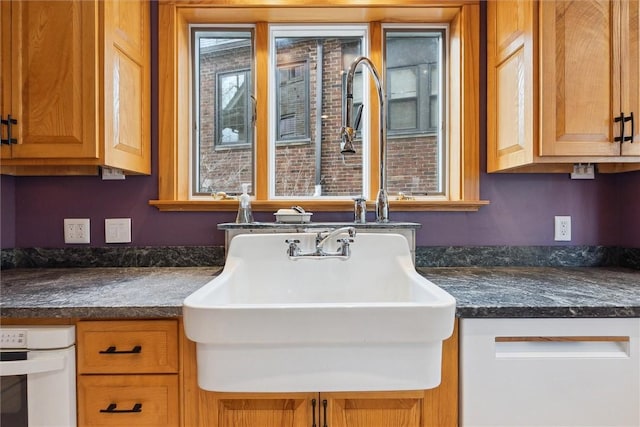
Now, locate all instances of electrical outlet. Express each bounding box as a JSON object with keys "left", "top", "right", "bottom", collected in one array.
[
  {"left": 101, "top": 167, "right": 126, "bottom": 180},
  {"left": 64, "top": 218, "right": 90, "bottom": 244},
  {"left": 105, "top": 218, "right": 132, "bottom": 243},
  {"left": 554, "top": 216, "right": 571, "bottom": 241}
]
